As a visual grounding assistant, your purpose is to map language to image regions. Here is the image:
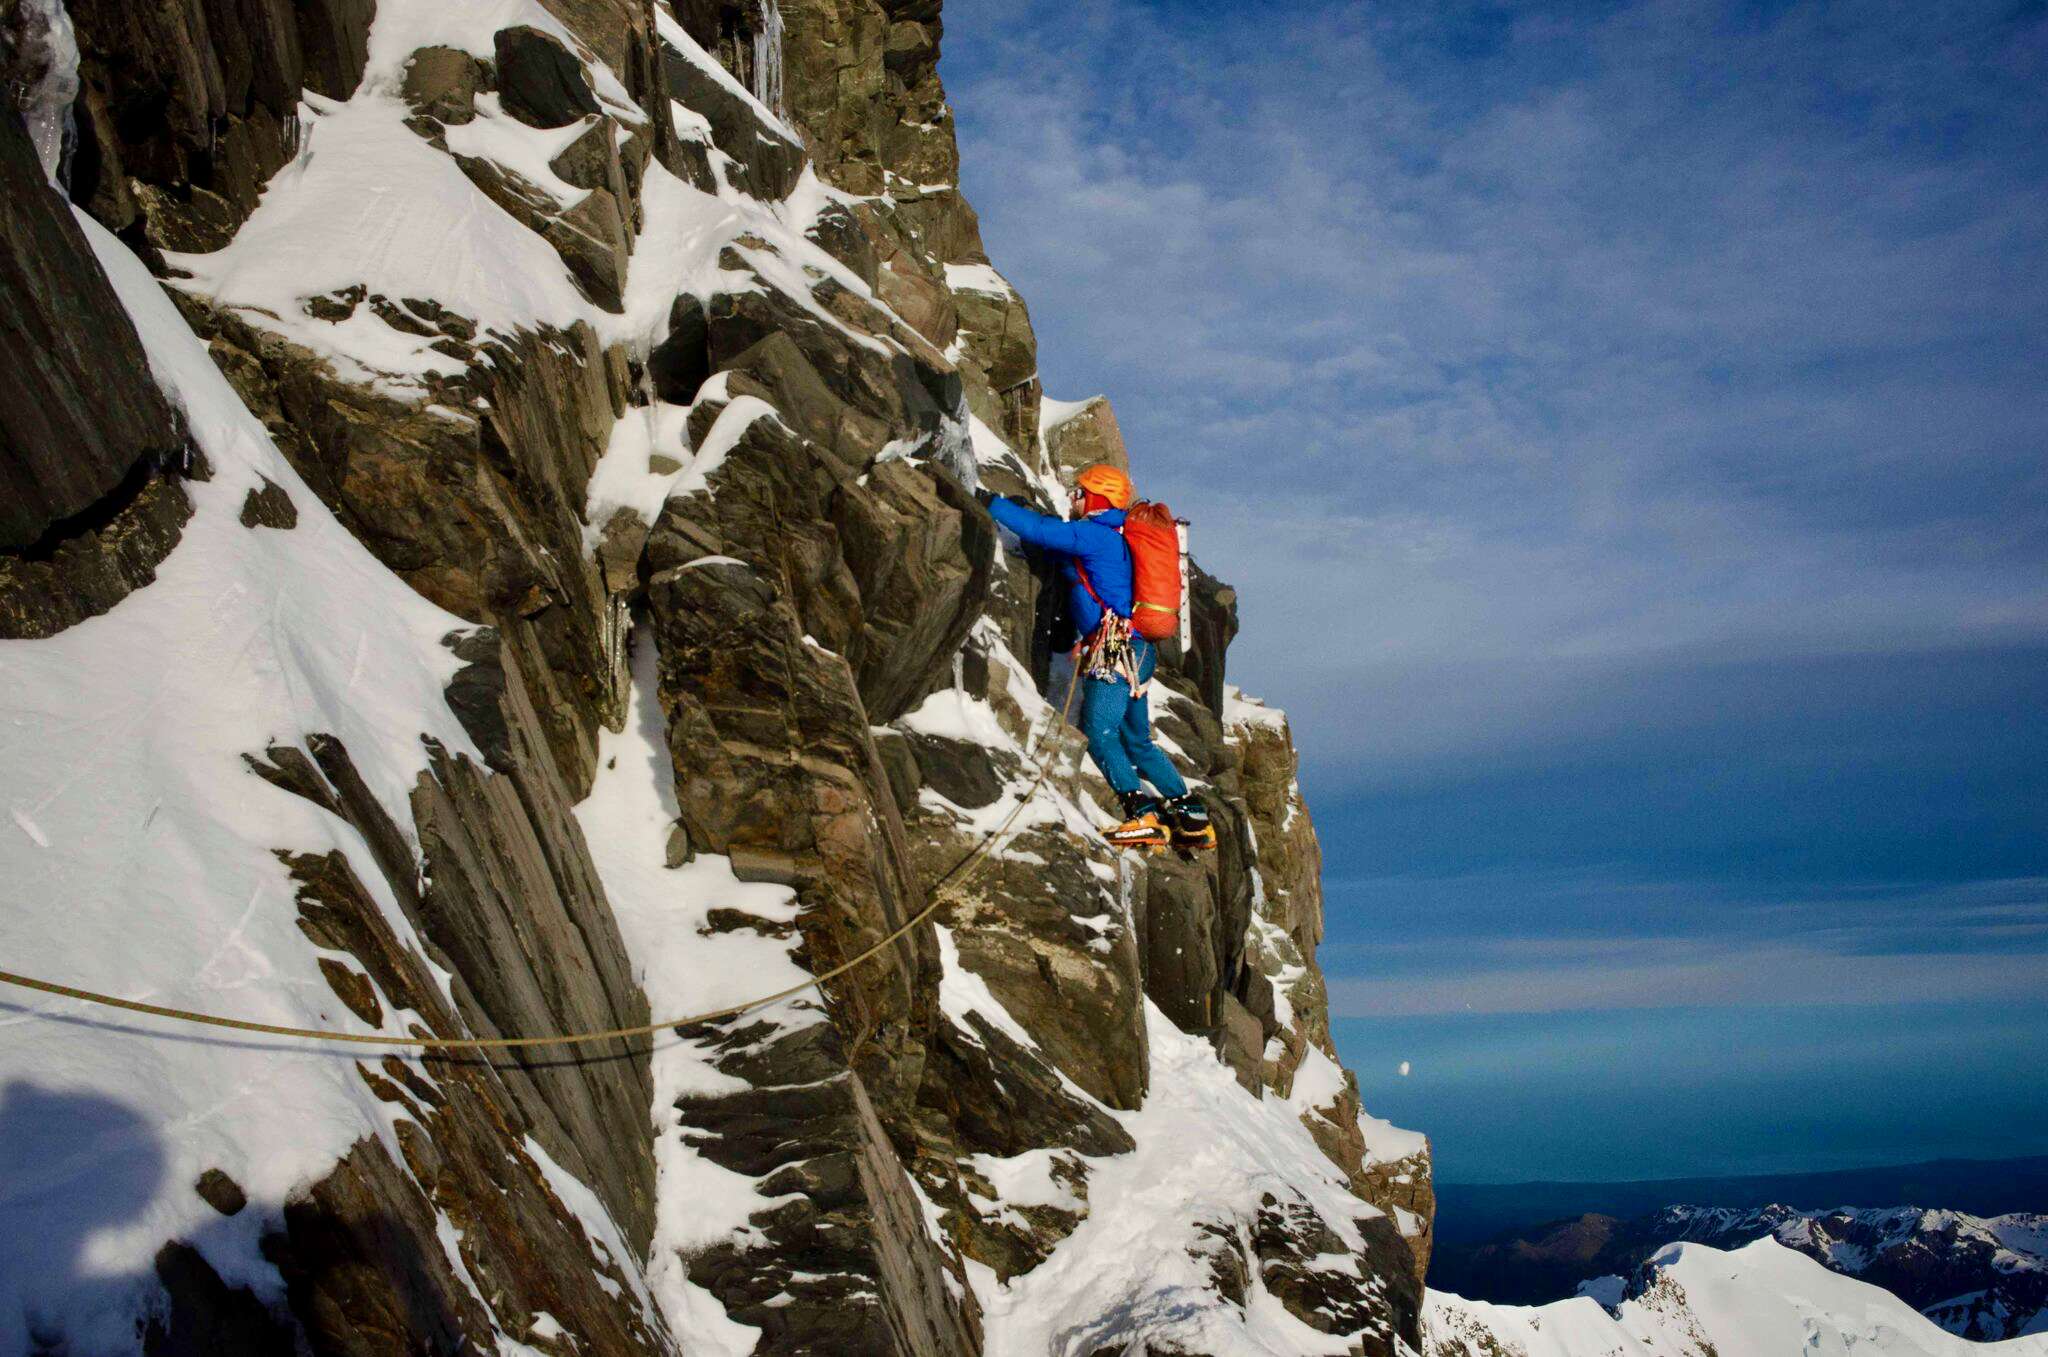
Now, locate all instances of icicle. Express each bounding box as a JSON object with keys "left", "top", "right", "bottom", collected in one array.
[
  {"left": 751, "top": 0, "right": 786, "bottom": 118},
  {"left": 7, "top": 0, "right": 80, "bottom": 185},
  {"left": 929, "top": 390, "right": 982, "bottom": 493},
  {"left": 602, "top": 594, "right": 631, "bottom": 727}
]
